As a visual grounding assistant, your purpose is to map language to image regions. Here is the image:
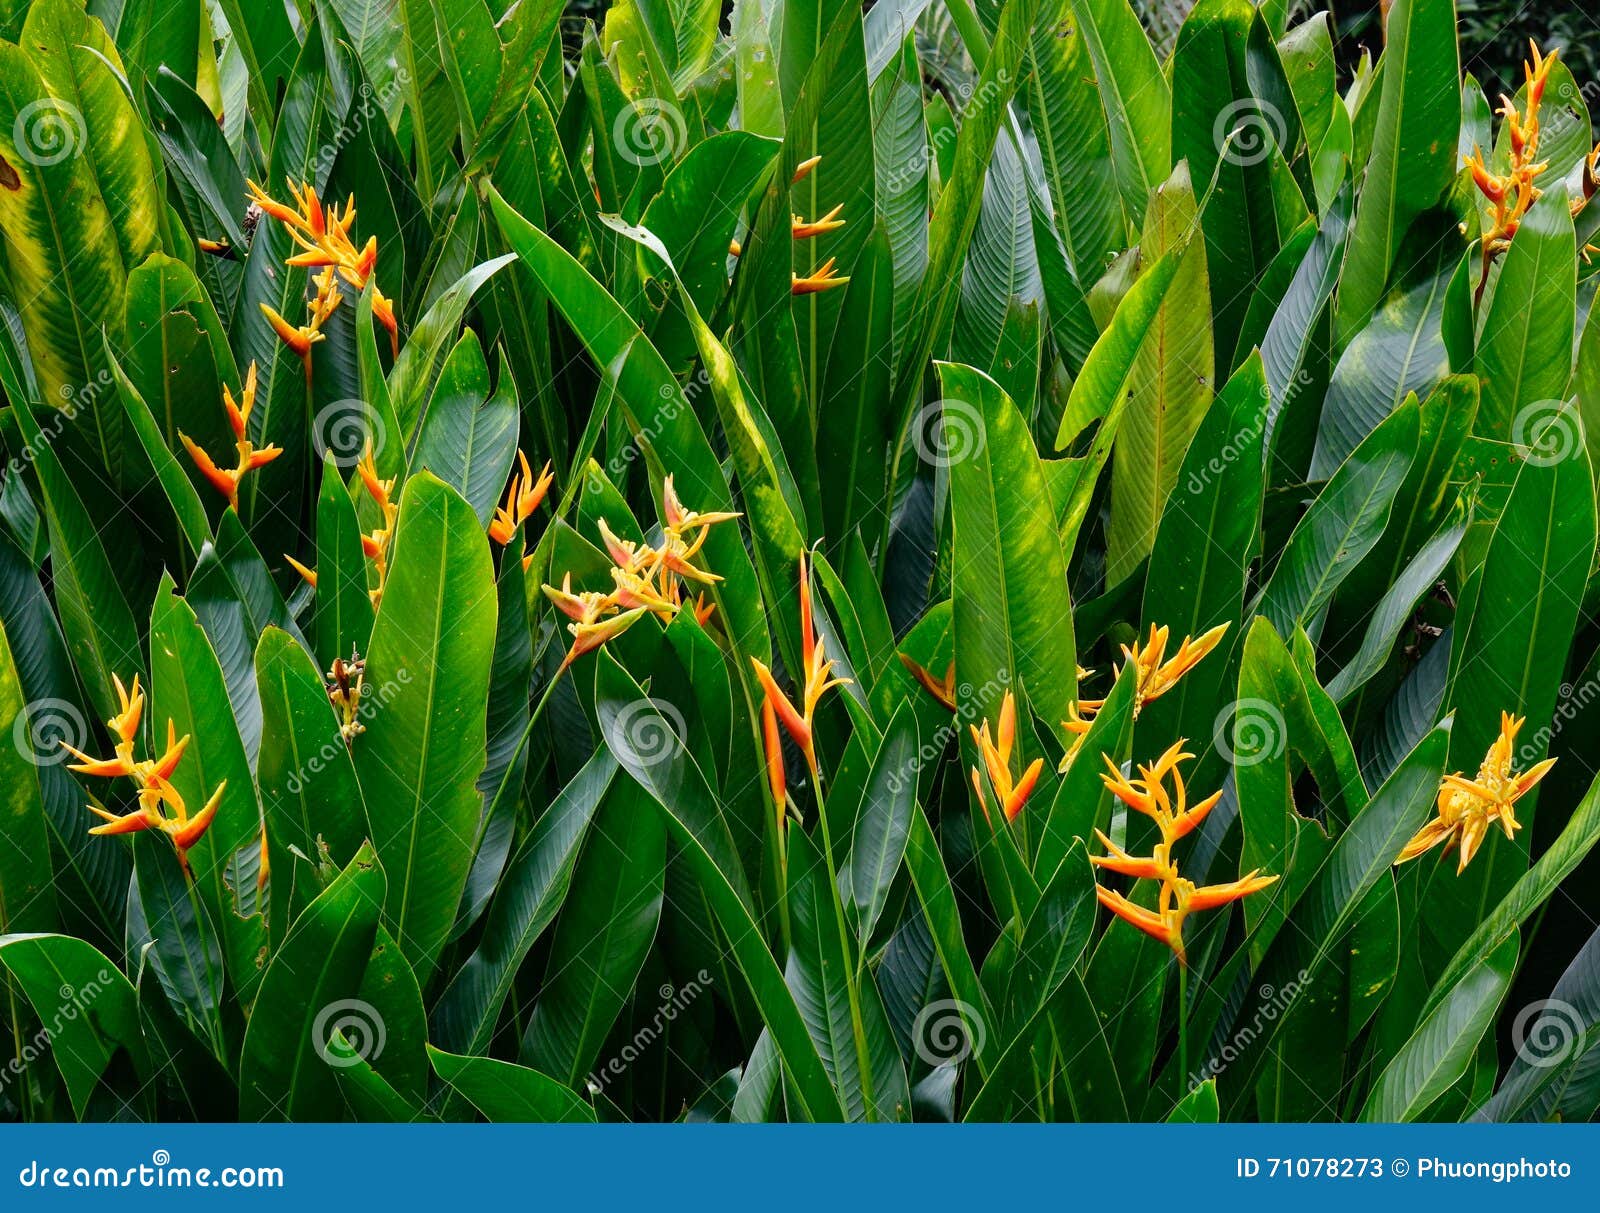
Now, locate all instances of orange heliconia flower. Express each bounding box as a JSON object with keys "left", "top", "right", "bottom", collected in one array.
[
  {"left": 1092, "top": 741, "right": 1277, "bottom": 965},
  {"left": 356, "top": 443, "right": 399, "bottom": 608},
  {"left": 790, "top": 204, "right": 845, "bottom": 241},
  {"left": 791, "top": 257, "right": 849, "bottom": 295},
  {"left": 60, "top": 674, "right": 221, "bottom": 877},
  {"left": 1395, "top": 712, "right": 1556, "bottom": 873},
  {"left": 248, "top": 178, "right": 399, "bottom": 359},
  {"left": 969, "top": 690, "right": 1044, "bottom": 823},
  {"left": 750, "top": 552, "right": 851, "bottom": 779},
  {"left": 179, "top": 362, "right": 281, "bottom": 510},
  {"left": 761, "top": 697, "right": 786, "bottom": 818},
  {"left": 489, "top": 451, "right": 554, "bottom": 546},
  {"left": 1463, "top": 43, "right": 1600, "bottom": 295},
  {"left": 1061, "top": 624, "right": 1227, "bottom": 770}
]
